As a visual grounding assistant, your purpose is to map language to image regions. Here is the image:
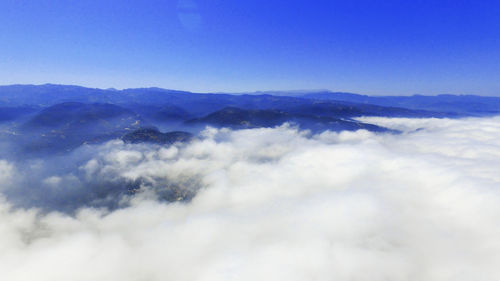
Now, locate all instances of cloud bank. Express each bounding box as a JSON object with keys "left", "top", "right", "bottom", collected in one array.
[{"left": 0, "top": 117, "right": 500, "bottom": 281}]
